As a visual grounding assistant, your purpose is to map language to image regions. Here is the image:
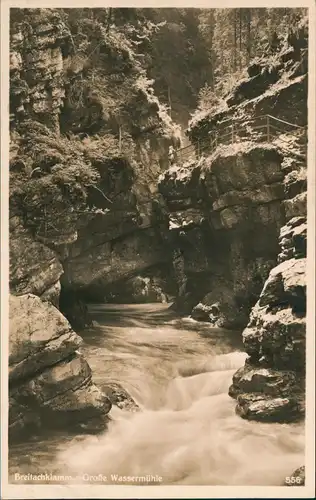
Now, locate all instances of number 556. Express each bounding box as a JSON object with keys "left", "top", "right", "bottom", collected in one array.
[{"left": 285, "top": 476, "right": 303, "bottom": 485}]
